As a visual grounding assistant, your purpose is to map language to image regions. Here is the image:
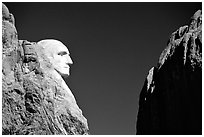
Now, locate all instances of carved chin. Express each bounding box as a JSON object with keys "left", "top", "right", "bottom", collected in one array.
[{"left": 55, "top": 67, "right": 70, "bottom": 76}]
